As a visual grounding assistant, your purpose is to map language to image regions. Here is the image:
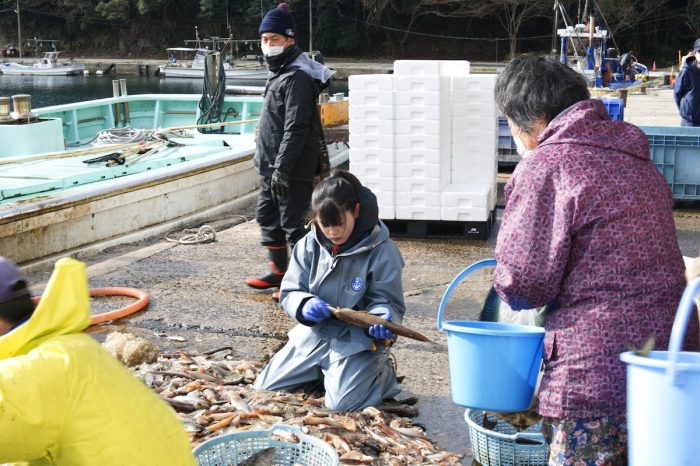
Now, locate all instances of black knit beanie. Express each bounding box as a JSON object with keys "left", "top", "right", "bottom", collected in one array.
[{"left": 259, "top": 3, "right": 296, "bottom": 38}]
